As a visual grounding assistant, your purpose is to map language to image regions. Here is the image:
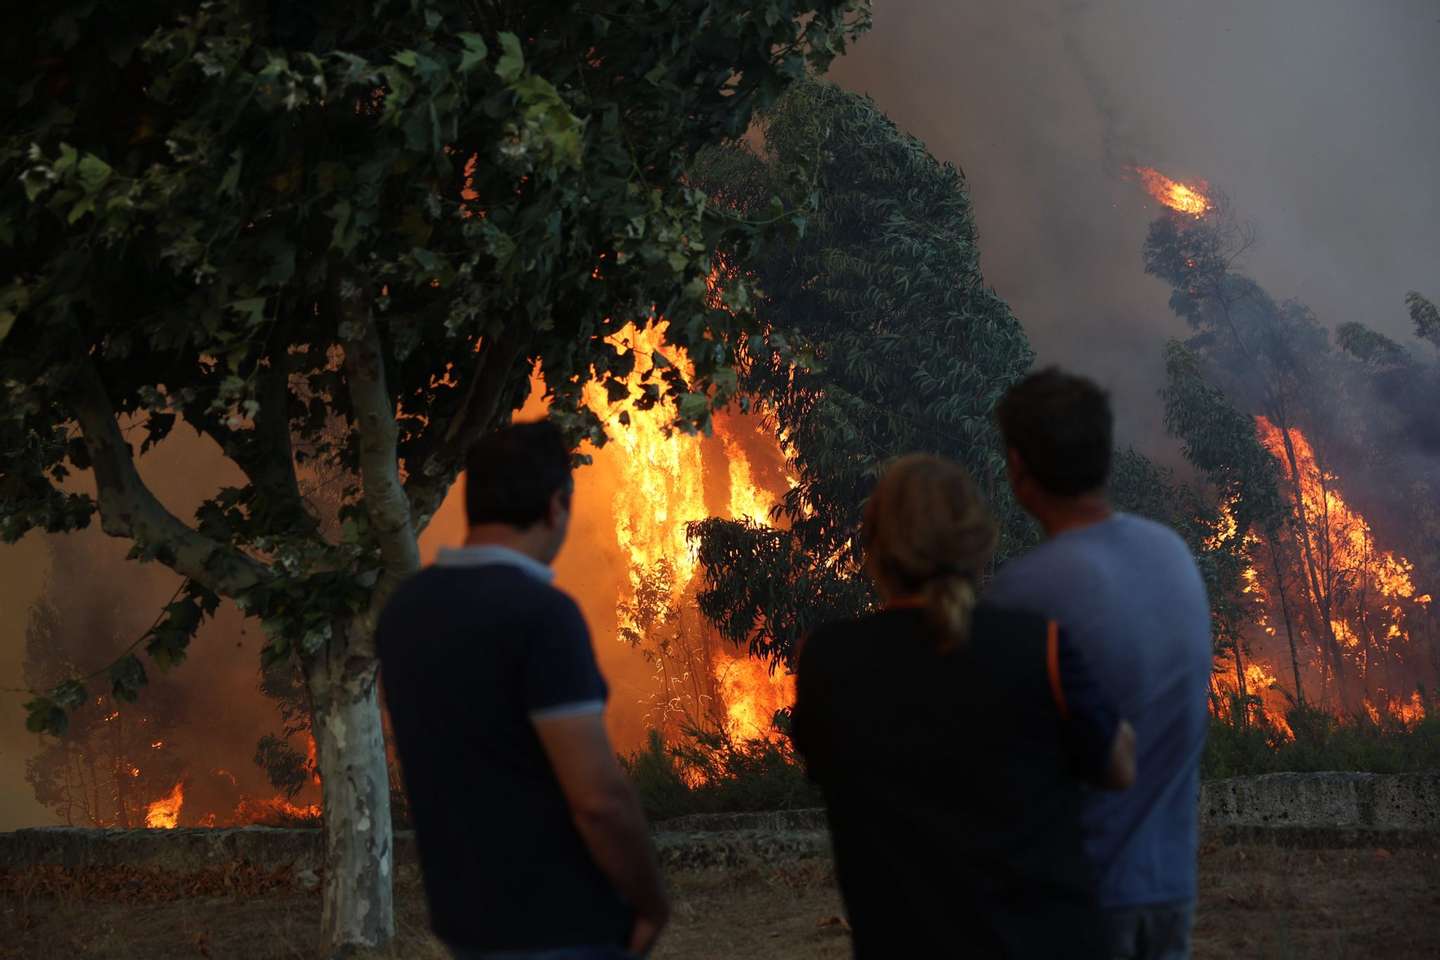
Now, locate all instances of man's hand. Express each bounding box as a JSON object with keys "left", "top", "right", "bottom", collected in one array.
[
  {"left": 533, "top": 711, "right": 670, "bottom": 952},
  {"left": 628, "top": 909, "right": 669, "bottom": 956},
  {"left": 1102, "top": 719, "right": 1137, "bottom": 790}
]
